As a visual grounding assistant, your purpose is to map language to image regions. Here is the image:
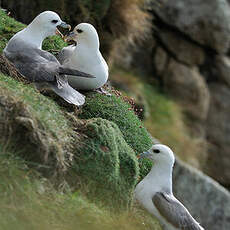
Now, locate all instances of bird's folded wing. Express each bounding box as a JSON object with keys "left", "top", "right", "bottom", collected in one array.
[
  {"left": 4, "top": 47, "right": 58, "bottom": 82},
  {"left": 152, "top": 192, "right": 203, "bottom": 230}
]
